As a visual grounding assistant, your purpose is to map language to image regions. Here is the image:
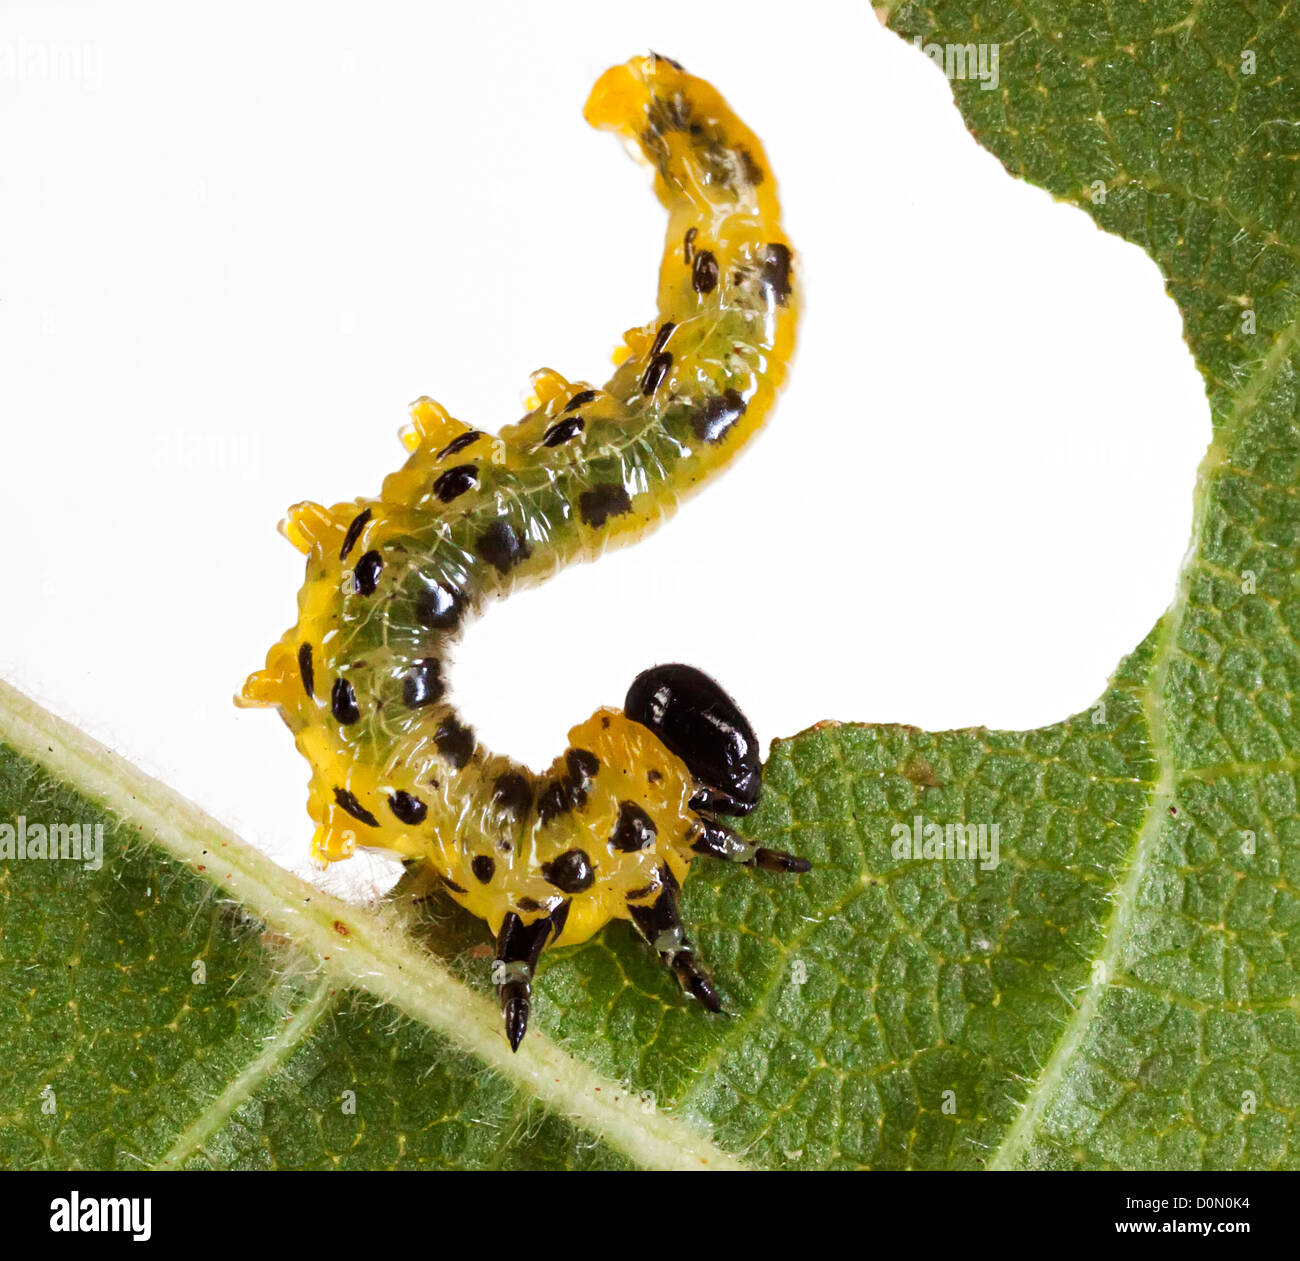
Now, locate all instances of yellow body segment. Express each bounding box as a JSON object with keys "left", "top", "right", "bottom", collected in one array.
[{"left": 241, "top": 55, "right": 799, "bottom": 994}]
